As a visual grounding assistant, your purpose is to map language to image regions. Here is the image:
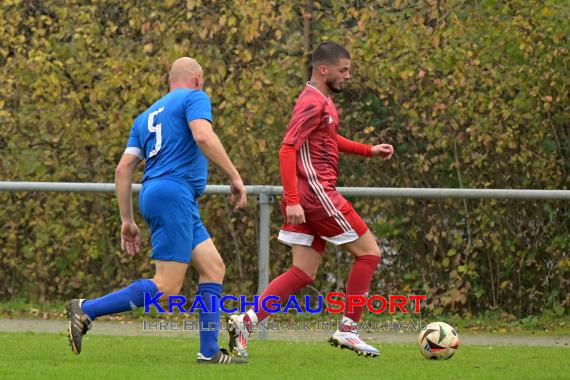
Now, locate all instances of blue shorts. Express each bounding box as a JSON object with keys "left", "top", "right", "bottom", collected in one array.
[{"left": 139, "top": 178, "right": 210, "bottom": 263}]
